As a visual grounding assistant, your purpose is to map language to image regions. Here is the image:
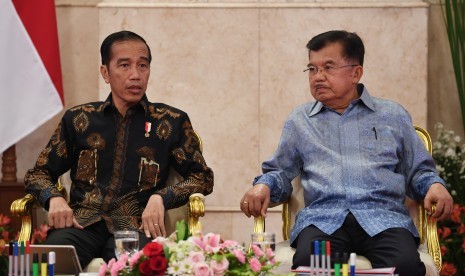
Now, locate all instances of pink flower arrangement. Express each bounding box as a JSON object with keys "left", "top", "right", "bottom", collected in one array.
[{"left": 100, "top": 222, "right": 279, "bottom": 276}]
